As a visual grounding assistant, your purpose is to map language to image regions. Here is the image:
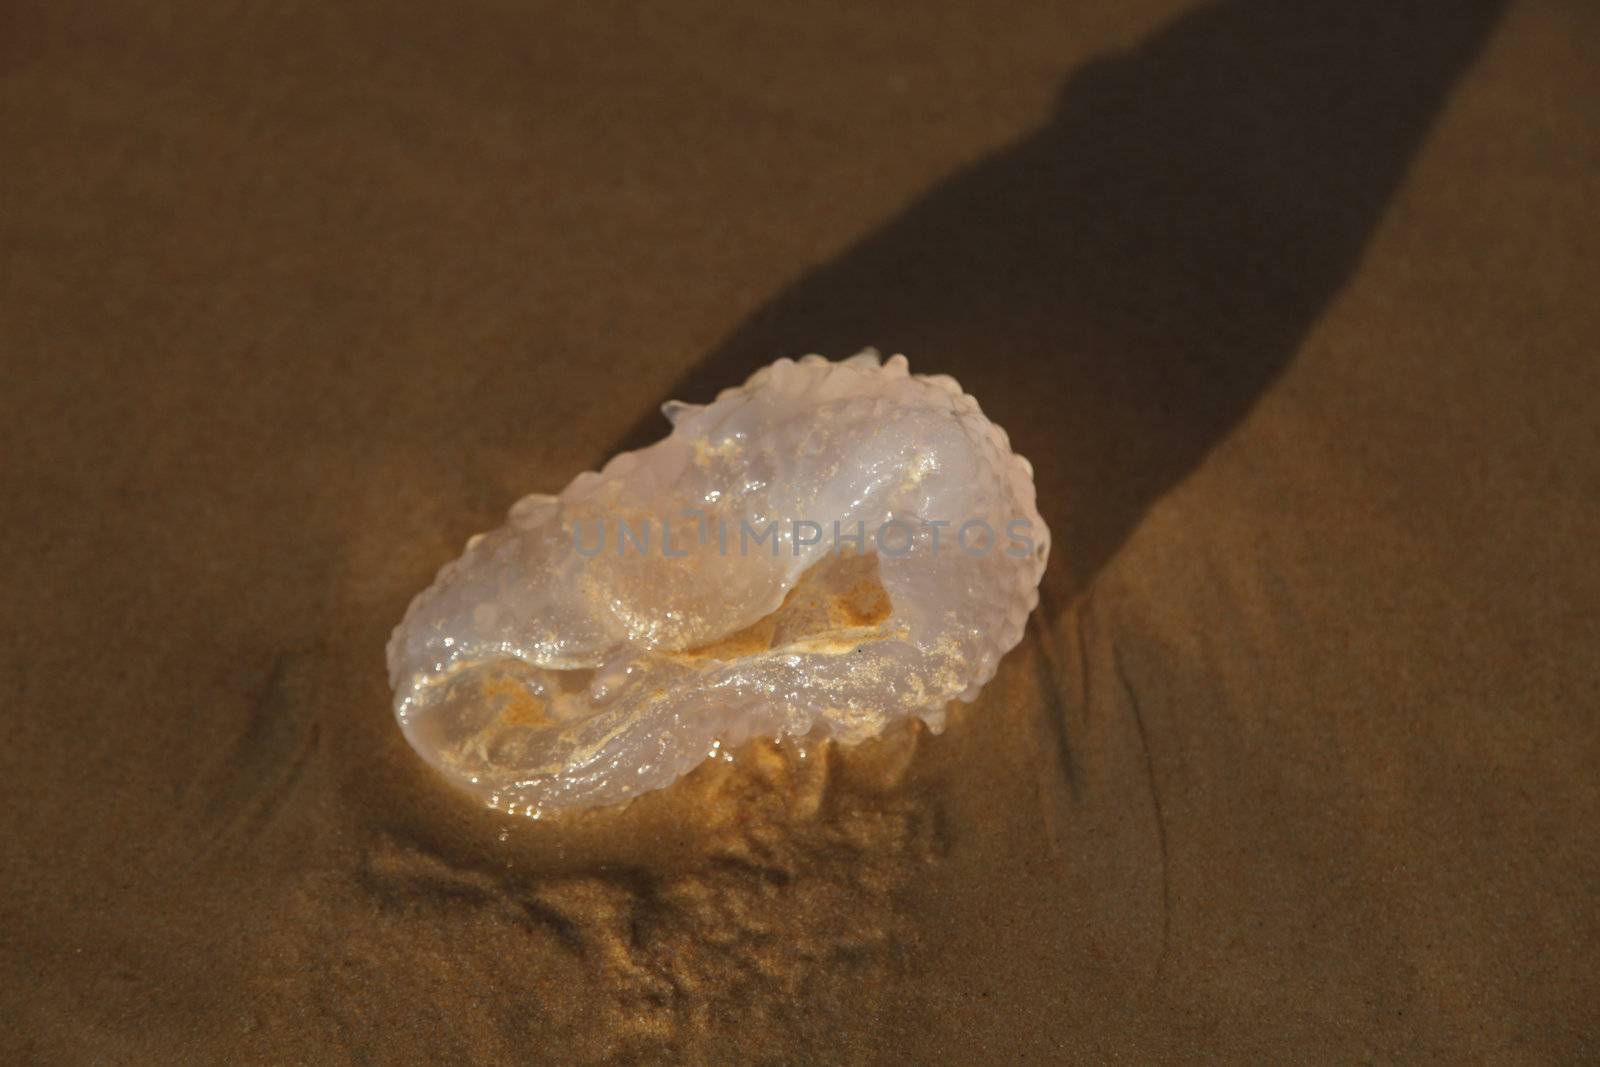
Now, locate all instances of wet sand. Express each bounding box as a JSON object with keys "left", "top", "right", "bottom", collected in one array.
[{"left": 4, "top": 0, "right": 1598, "bottom": 1062}]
